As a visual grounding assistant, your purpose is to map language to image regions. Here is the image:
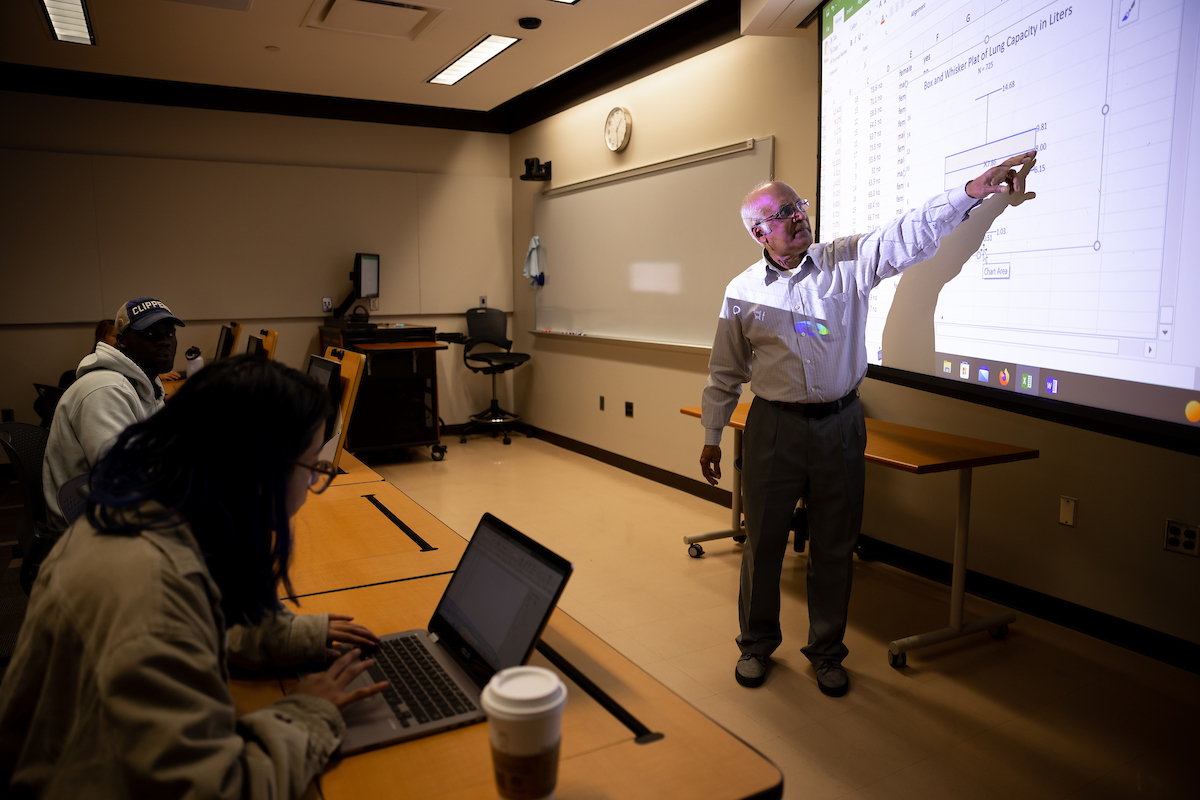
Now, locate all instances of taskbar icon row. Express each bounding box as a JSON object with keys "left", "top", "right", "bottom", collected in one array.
[{"left": 936, "top": 354, "right": 1062, "bottom": 399}]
